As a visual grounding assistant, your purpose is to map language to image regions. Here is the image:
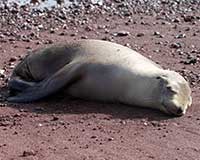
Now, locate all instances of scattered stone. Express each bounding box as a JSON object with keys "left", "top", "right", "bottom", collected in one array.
[
  {"left": 185, "top": 27, "right": 190, "bottom": 31},
  {"left": 0, "top": 121, "right": 11, "bottom": 127},
  {"left": 38, "top": 123, "right": 43, "bottom": 127},
  {"left": 108, "top": 137, "right": 114, "bottom": 141},
  {"left": 0, "top": 103, "right": 7, "bottom": 107},
  {"left": 92, "top": 127, "right": 97, "bottom": 131},
  {"left": 51, "top": 127, "right": 56, "bottom": 131},
  {"left": 113, "top": 31, "right": 130, "bottom": 37},
  {"left": 97, "top": 25, "right": 106, "bottom": 29},
  {"left": 37, "top": 24, "right": 44, "bottom": 30},
  {"left": 175, "top": 33, "right": 186, "bottom": 39},
  {"left": 124, "top": 43, "right": 131, "bottom": 48},
  {"left": 8, "top": 38, "right": 15, "bottom": 42},
  {"left": 22, "top": 150, "right": 36, "bottom": 157},
  {"left": 119, "top": 120, "right": 126, "bottom": 125},
  {"left": 151, "top": 121, "right": 166, "bottom": 127},
  {"left": 85, "top": 26, "right": 93, "bottom": 31},
  {"left": 104, "top": 29, "right": 110, "bottom": 34},
  {"left": 70, "top": 33, "right": 77, "bottom": 37},
  {"left": 35, "top": 41, "right": 42, "bottom": 45},
  {"left": 136, "top": 33, "right": 145, "bottom": 37},
  {"left": 44, "top": 39, "right": 54, "bottom": 44},
  {"left": 170, "top": 42, "right": 182, "bottom": 49},
  {"left": 181, "top": 55, "right": 198, "bottom": 65},
  {"left": 153, "top": 31, "right": 160, "bottom": 36},
  {"left": 193, "top": 33, "right": 197, "bottom": 36},
  {"left": 8, "top": 62, "right": 16, "bottom": 69},
  {"left": 183, "top": 15, "right": 195, "bottom": 22},
  {"left": 143, "top": 122, "right": 148, "bottom": 126},
  {"left": 51, "top": 115, "right": 59, "bottom": 121},
  {"left": 101, "top": 36, "right": 113, "bottom": 41},
  {"left": 0, "top": 34, "right": 5, "bottom": 39},
  {"left": 9, "top": 56, "right": 17, "bottom": 62},
  {"left": 81, "top": 35, "right": 88, "bottom": 39},
  {"left": 50, "top": 28, "right": 56, "bottom": 34},
  {"left": 172, "top": 18, "right": 181, "bottom": 23},
  {"left": 0, "top": 144, "right": 7, "bottom": 147},
  {"left": 153, "top": 31, "right": 164, "bottom": 38},
  {"left": 59, "top": 121, "right": 65, "bottom": 125},
  {"left": 0, "top": 69, "right": 5, "bottom": 78},
  {"left": 59, "top": 32, "right": 65, "bottom": 36},
  {"left": 26, "top": 46, "right": 32, "bottom": 49},
  {"left": 91, "top": 135, "right": 97, "bottom": 139}
]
